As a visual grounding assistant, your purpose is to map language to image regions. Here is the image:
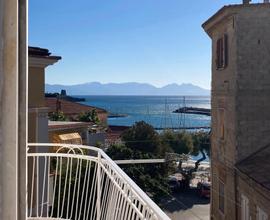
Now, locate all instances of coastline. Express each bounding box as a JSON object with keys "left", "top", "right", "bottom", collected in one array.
[
  {"left": 108, "top": 113, "right": 128, "bottom": 118},
  {"left": 77, "top": 95, "right": 211, "bottom": 128}
]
